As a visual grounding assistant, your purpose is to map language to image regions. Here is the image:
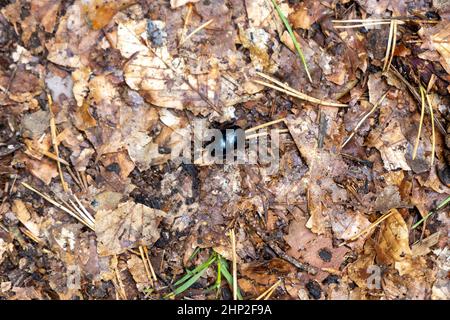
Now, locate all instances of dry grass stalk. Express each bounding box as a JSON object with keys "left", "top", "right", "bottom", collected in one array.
[
  {"left": 19, "top": 226, "right": 41, "bottom": 243},
  {"left": 179, "top": 3, "right": 193, "bottom": 44},
  {"left": 139, "top": 245, "right": 154, "bottom": 287},
  {"left": 255, "top": 279, "right": 282, "bottom": 300},
  {"left": 254, "top": 72, "right": 348, "bottom": 107},
  {"left": 66, "top": 167, "right": 85, "bottom": 191},
  {"left": 341, "top": 209, "right": 397, "bottom": 245},
  {"left": 229, "top": 229, "right": 238, "bottom": 300},
  {"left": 180, "top": 18, "right": 214, "bottom": 46},
  {"left": 113, "top": 257, "right": 128, "bottom": 300}
]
